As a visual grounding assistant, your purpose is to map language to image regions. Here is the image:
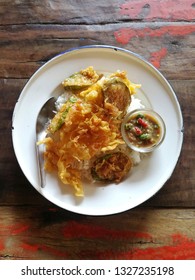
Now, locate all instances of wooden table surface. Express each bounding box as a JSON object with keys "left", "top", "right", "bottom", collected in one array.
[{"left": 0, "top": 0, "right": 195, "bottom": 260}]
